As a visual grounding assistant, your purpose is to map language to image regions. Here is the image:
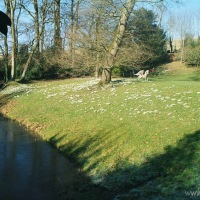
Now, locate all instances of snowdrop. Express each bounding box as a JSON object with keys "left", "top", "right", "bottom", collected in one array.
[{"left": 46, "top": 93, "right": 57, "bottom": 98}]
